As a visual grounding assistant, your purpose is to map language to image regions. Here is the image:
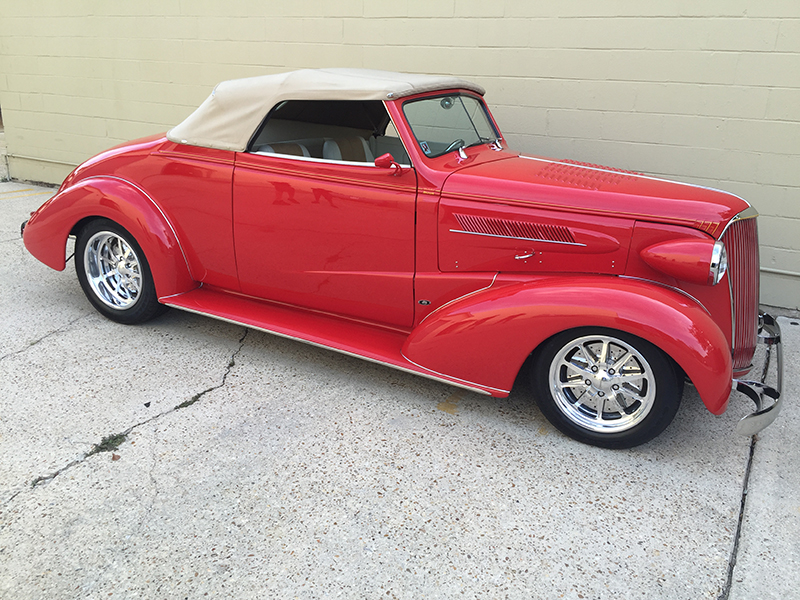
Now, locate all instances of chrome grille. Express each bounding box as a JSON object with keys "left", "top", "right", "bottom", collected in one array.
[{"left": 723, "top": 217, "right": 759, "bottom": 370}]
